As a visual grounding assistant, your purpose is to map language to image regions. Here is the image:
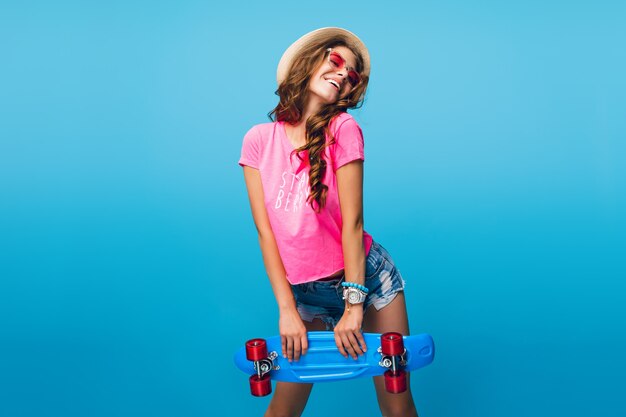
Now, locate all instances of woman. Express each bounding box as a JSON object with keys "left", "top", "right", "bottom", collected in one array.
[{"left": 238, "top": 27, "right": 419, "bottom": 417}]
